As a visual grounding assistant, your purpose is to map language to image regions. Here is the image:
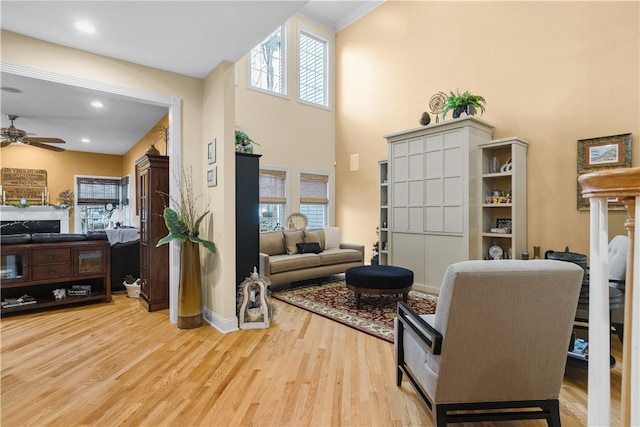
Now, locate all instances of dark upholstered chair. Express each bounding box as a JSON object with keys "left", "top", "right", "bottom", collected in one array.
[{"left": 395, "top": 260, "right": 583, "bottom": 426}]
